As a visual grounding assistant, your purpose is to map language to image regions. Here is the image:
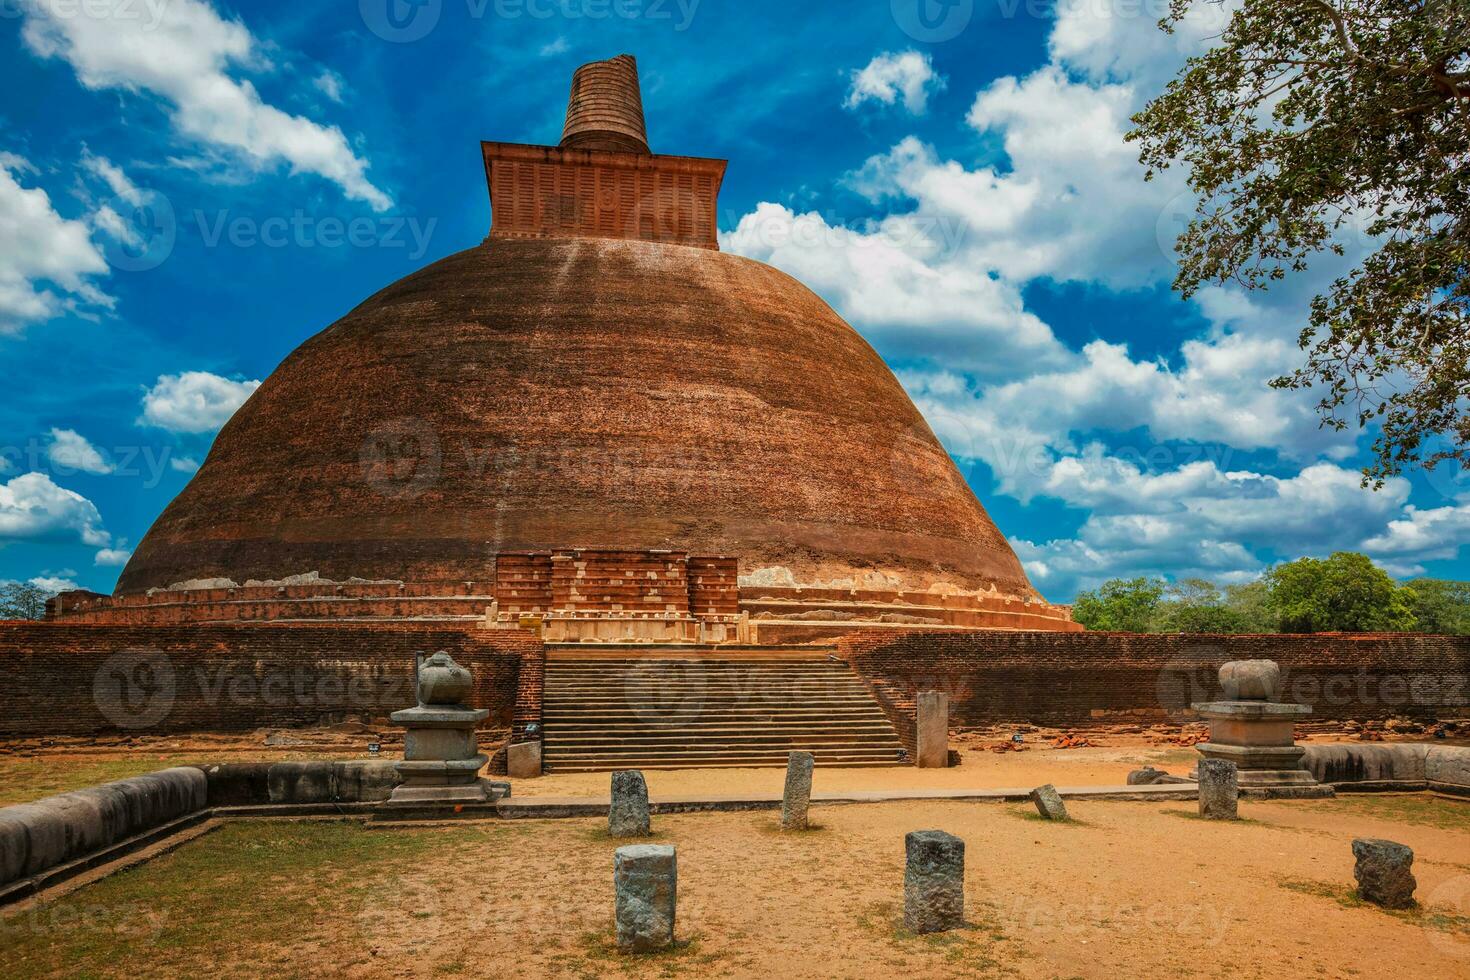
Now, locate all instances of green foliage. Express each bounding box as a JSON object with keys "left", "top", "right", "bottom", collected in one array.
[
  {"left": 1071, "top": 577, "right": 1166, "bottom": 631},
  {"left": 1129, "top": 0, "right": 1470, "bottom": 485},
  {"left": 1223, "top": 580, "right": 1276, "bottom": 632},
  {"left": 1072, "top": 559, "right": 1439, "bottom": 634},
  {"left": 1400, "top": 578, "right": 1470, "bottom": 634},
  {"left": 1153, "top": 577, "right": 1250, "bottom": 633},
  {"left": 1156, "top": 601, "right": 1251, "bottom": 634},
  {"left": 1263, "top": 551, "right": 1417, "bottom": 632},
  {"left": 0, "top": 582, "right": 50, "bottom": 620}
]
